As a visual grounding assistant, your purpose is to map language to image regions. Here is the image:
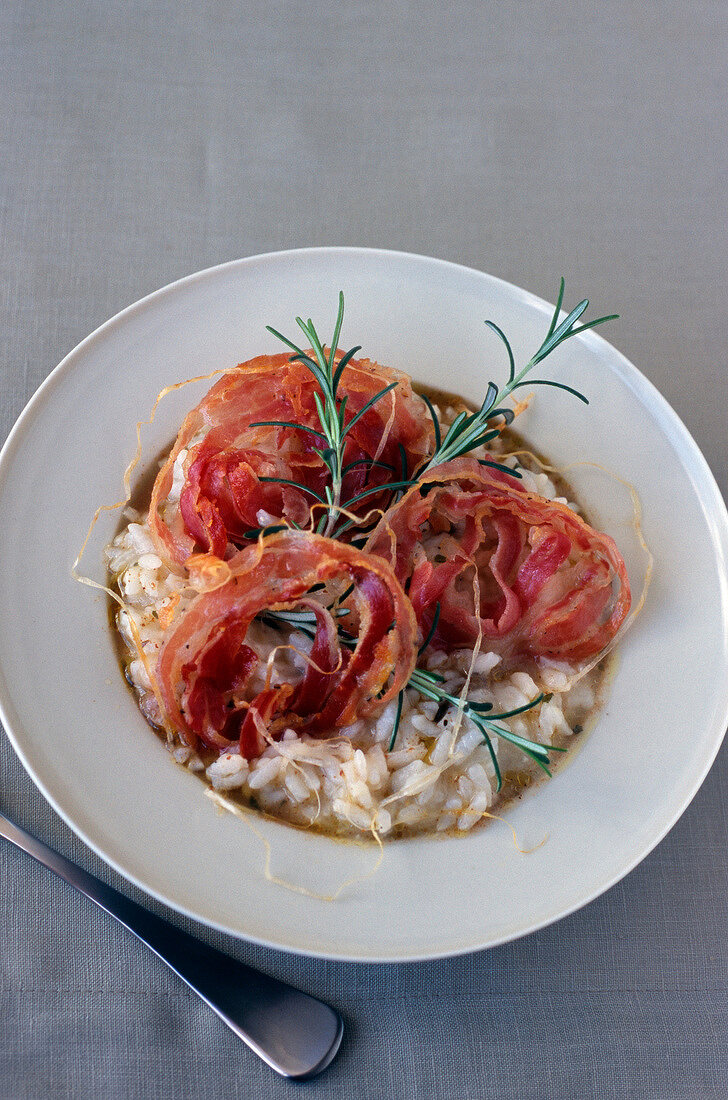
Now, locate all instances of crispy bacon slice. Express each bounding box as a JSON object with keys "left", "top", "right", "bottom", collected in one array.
[
  {"left": 149, "top": 352, "right": 434, "bottom": 565},
  {"left": 156, "top": 531, "right": 418, "bottom": 758},
  {"left": 365, "top": 458, "right": 631, "bottom": 665}
]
